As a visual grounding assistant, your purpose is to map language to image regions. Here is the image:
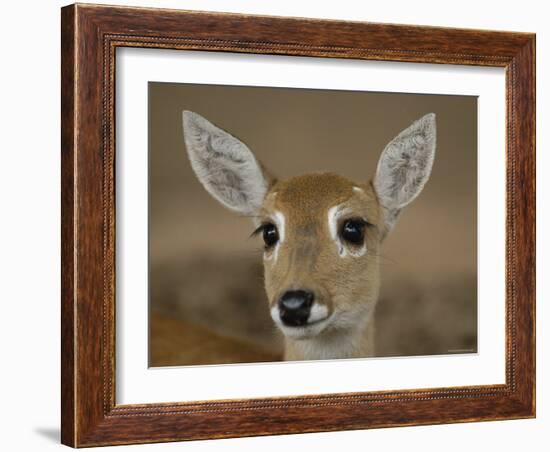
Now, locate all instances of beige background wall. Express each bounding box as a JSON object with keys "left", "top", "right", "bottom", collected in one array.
[{"left": 149, "top": 82, "right": 477, "bottom": 365}]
